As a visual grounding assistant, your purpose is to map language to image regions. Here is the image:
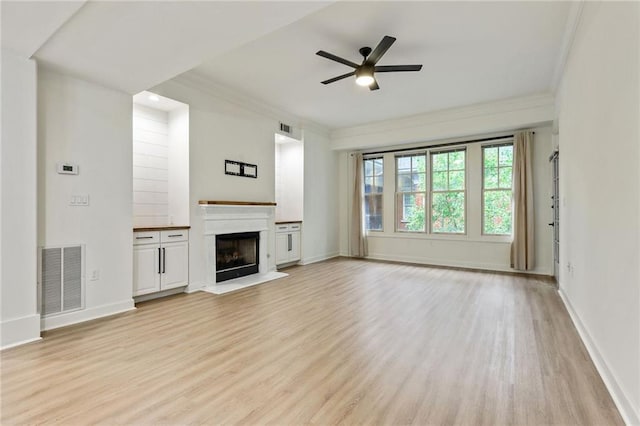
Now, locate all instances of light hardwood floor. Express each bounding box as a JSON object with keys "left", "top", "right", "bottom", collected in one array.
[{"left": 1, "top": 258, "right": 623, "bottom": 425}]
